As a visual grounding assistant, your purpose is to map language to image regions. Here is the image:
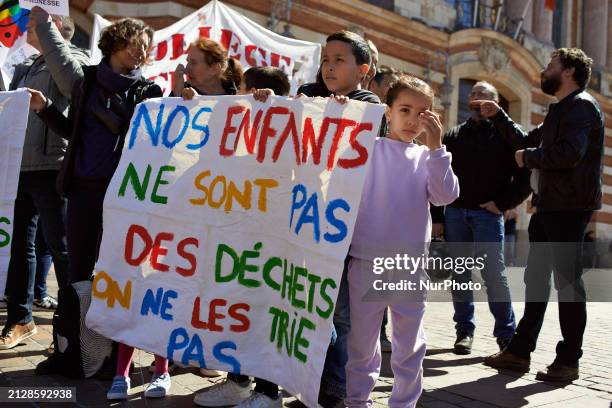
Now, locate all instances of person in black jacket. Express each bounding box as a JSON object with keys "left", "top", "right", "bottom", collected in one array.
[
  {"left": 26, "top": 19, "right": 164, "bottom": 390},
  {"left": 437, "top": 81, "right": 531, "bottom": 356},
  {"left": 481, "top": 48, "right": 604, "bottom": 382}
]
